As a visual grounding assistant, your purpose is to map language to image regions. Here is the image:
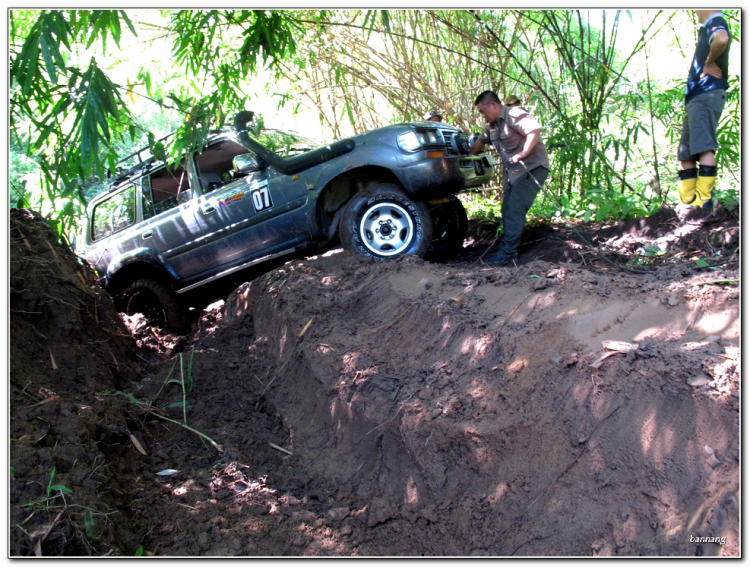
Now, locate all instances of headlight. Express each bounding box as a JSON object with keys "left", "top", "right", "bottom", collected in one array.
[
  {"left": 425, "top": 130, "right": 441, "bottom": 145},
  {"left": 397, "top": 129, "right": 444, "bottom": 152},
  {"left": 397, "top": 131, "right": 422, "bottom": 152}
]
